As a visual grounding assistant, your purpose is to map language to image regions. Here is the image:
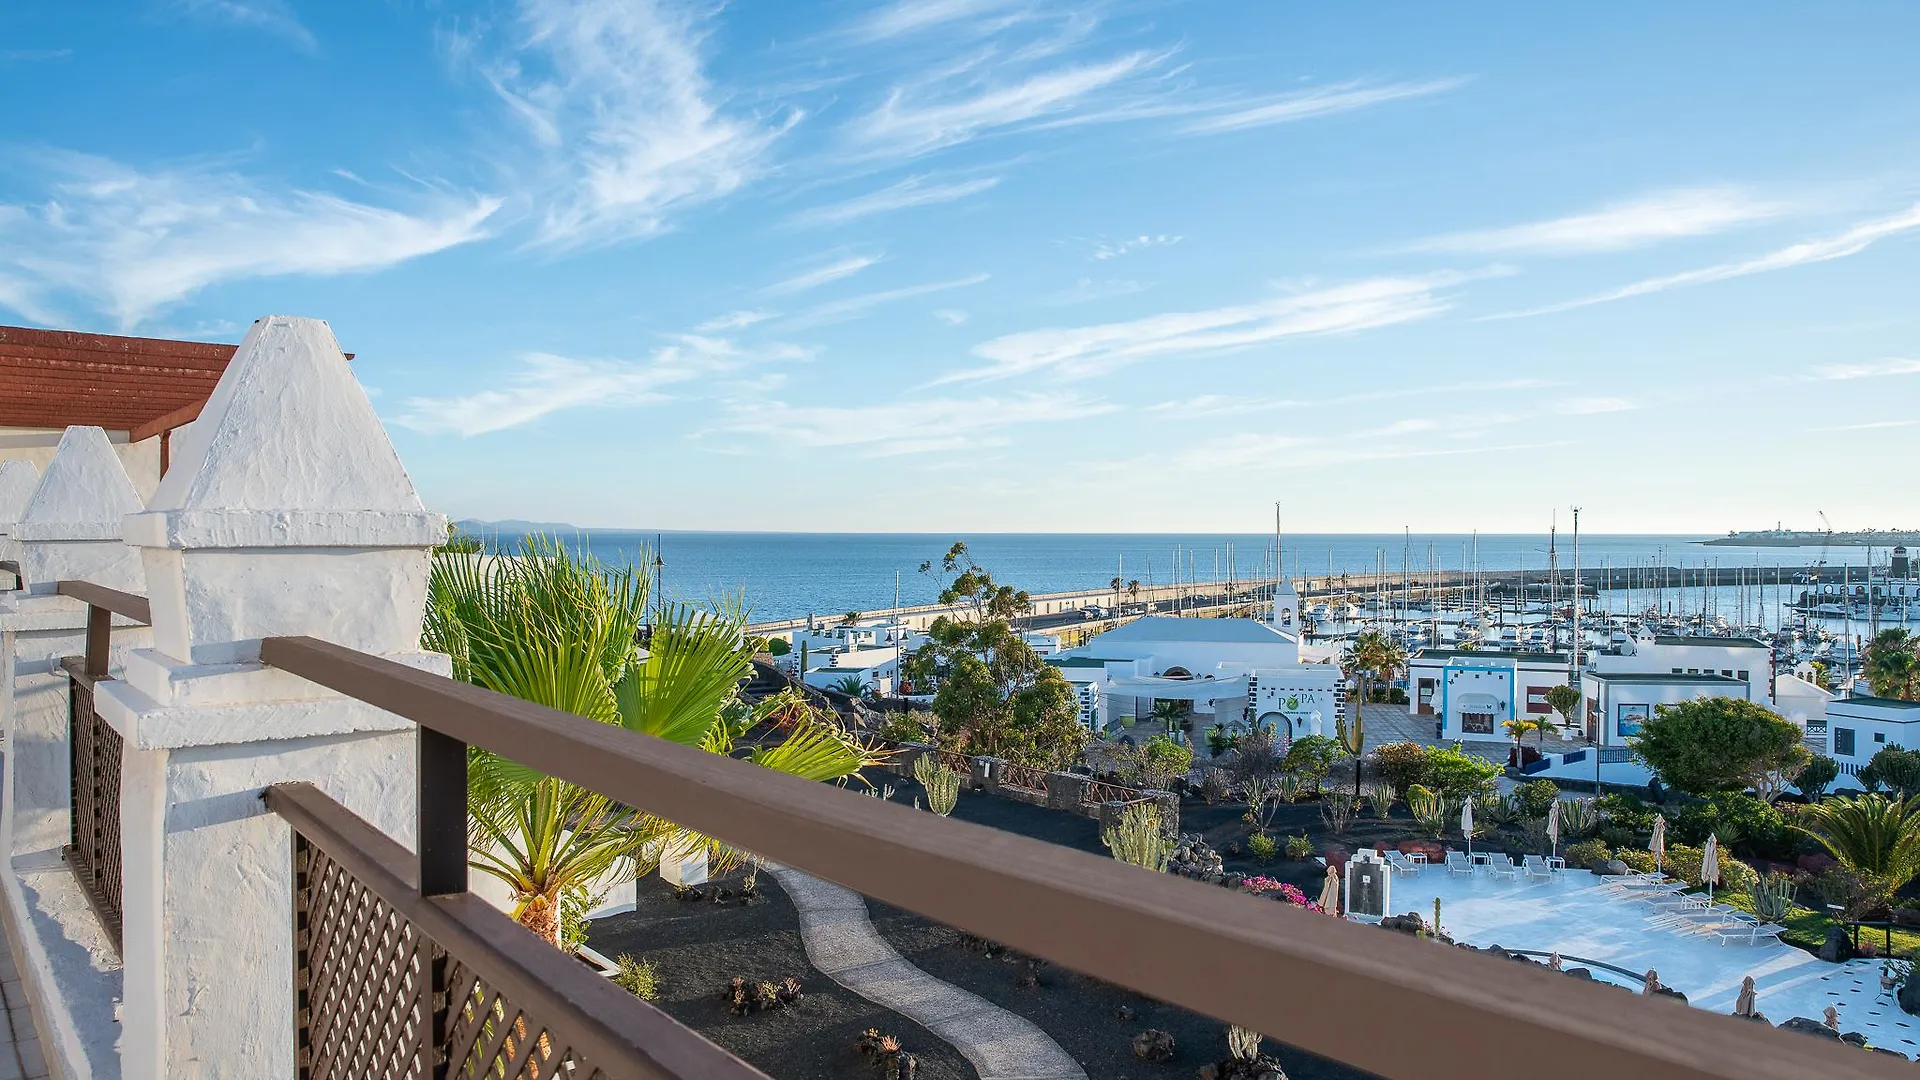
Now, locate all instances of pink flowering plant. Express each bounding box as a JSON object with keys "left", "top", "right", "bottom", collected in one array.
[{"left": 1241, "top": 877, "right": 1324, "bottom": 912}]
